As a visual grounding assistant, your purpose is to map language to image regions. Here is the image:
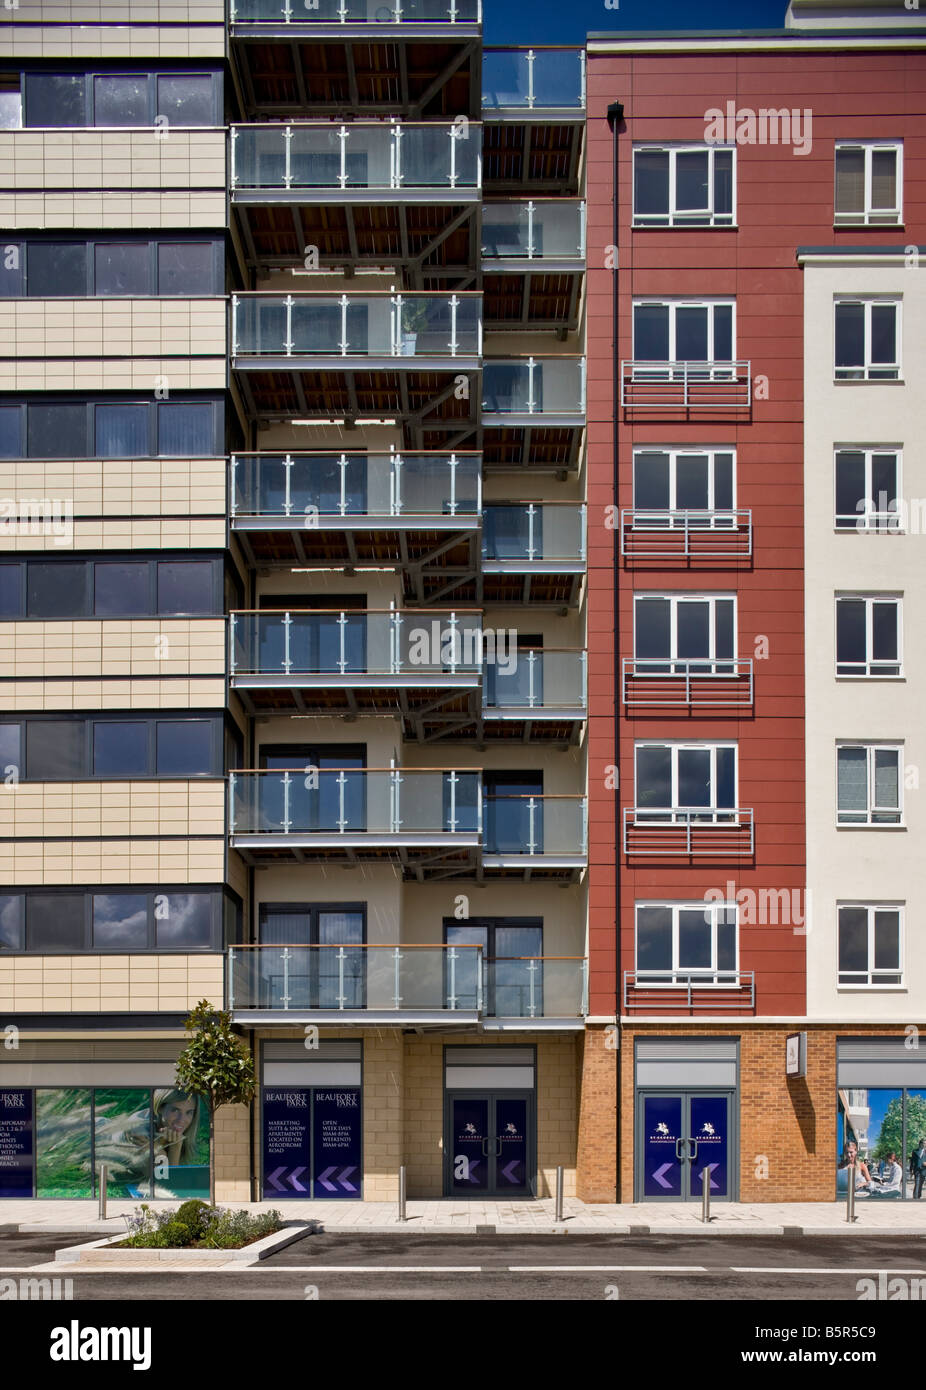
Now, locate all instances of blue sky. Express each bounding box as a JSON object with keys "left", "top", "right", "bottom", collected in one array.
[{"left": 484, "top": 0, "right": 790, "bottom": 45}]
